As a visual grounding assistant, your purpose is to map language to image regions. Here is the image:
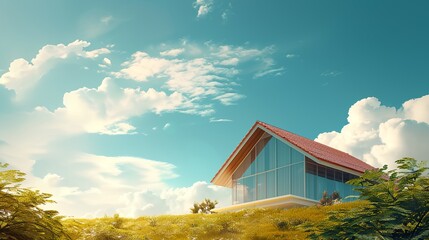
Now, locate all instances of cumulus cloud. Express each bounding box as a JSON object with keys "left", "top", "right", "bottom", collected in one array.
[
  {"left": 25, "top": 153, "right": 230, "bottom": 218},
  {"left": 0, "top": 40, "right": 109, "bottom": 99},
  {"left": 78, "top": 154, "right": 177, "bottom": 189},
  {"left": 21, "top": 153, "right": 229, "bottom": 218},
  {"left": 316, "top": 95, "right": 429, "bottom": 169},
  {"left": 55, "top": 77, "right": 185, "bottom": 135}
]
